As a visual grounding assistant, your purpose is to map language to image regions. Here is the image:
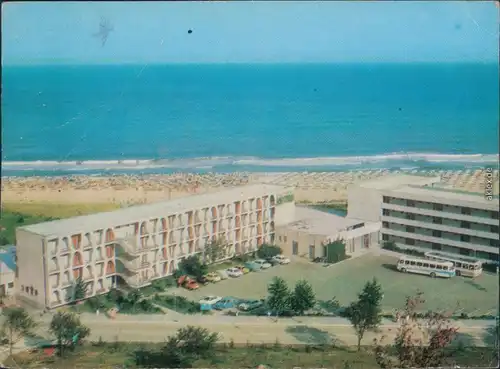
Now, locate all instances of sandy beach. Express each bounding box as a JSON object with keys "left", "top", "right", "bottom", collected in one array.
[{"left": 2, "top": 169, "right": 499, "bottom": 207}]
